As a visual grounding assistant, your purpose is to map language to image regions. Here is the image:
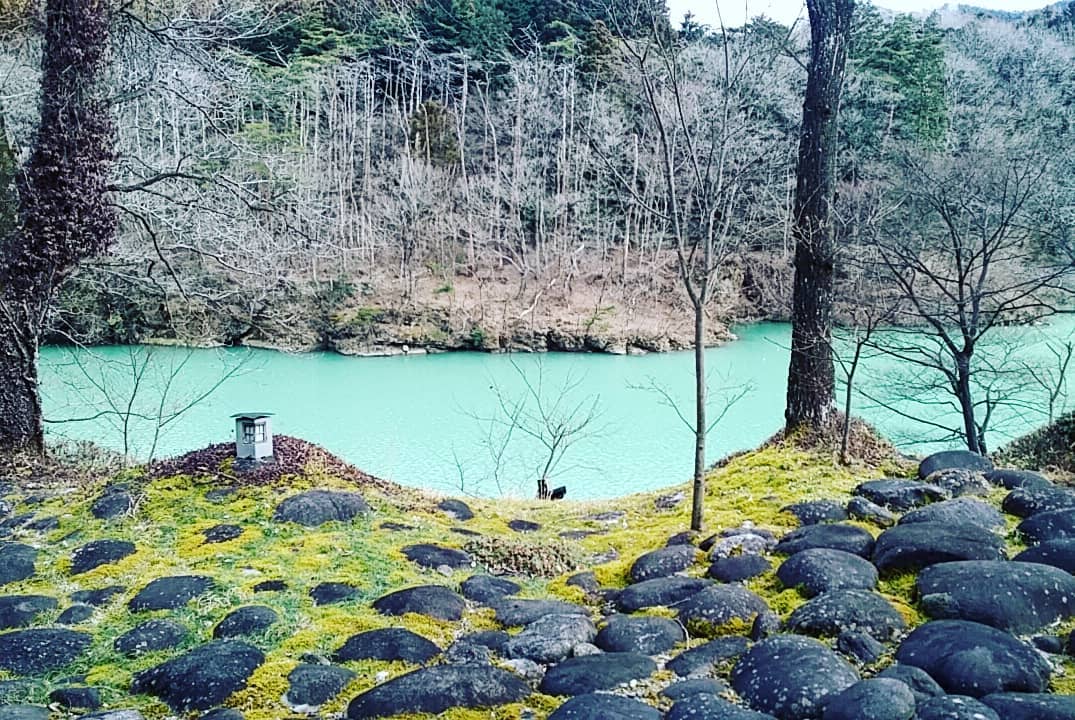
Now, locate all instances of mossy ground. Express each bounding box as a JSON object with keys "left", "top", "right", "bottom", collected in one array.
[{"left": 0, "top": 441, "right": 1067, "bottom": 718}]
